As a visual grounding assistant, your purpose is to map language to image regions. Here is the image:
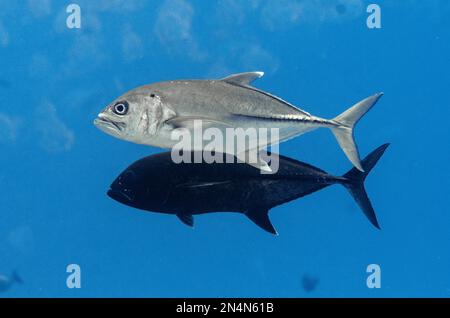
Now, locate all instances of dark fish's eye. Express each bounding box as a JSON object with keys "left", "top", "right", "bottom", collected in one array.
[
  {"left": 113, "top": 101, "right": 129, "bottom": 115},
  {"left": 118, "top": 170, "right": 136, "bottom": 186}
]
